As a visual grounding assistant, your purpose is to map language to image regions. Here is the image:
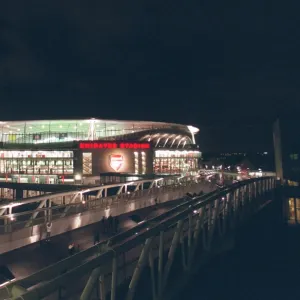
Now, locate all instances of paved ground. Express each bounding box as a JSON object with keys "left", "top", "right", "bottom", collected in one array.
[
  {"left": 0, "top": 202, "right": 175, "bottom": 281},
  {"left": 0, "top": 177, "right": 219, "bottom": 285}
]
